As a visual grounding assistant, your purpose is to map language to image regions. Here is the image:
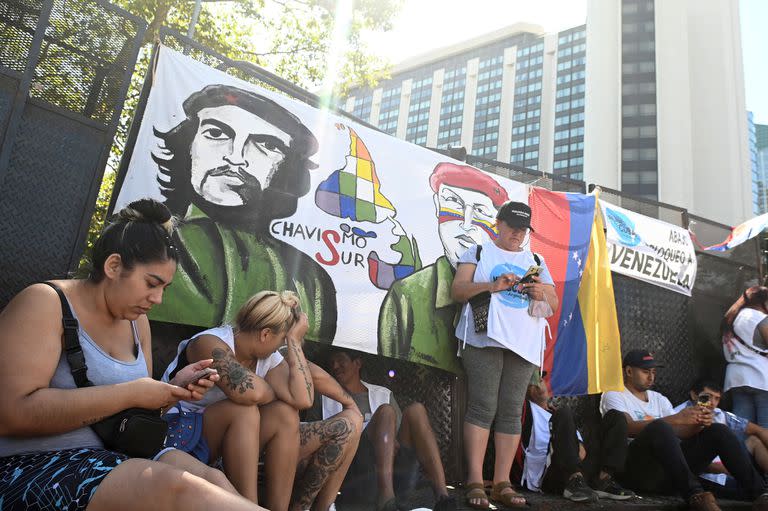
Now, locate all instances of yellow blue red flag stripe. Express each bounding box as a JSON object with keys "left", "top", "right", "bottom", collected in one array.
[{"left": 529, "top": 188, "right": 623, "bottom": 395}]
